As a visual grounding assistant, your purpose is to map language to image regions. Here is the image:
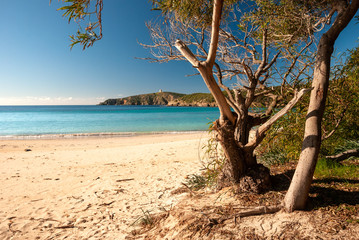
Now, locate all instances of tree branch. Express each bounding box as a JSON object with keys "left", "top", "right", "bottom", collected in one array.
[
  {"left": 214, "top": 63, "right": 239, "bottom": 112},
  {"left": 175, "top": 40, "right": 200, "bottom": 68},
  {"left": 262, "top": 52, "right": 280, "bottom": 73},
  {"left": 206, "top": 0, "right": 224, "bottom": 68},
  {"left": 245, "top": 88, "right": 312, "bottom": 150},
  {"left": 175, "top": 39, "right": 235, "bottom": 124},
  {"left": 326, "top": 149, "right": 359, "bottom": 162},
  {"left": 264, "top": 93, "right": 282, "bottom": 116},
  {"left": 233, "top": 89, "right": 246, "bottom": 111},
  {"left": 322, "top": 107, "right": 346, "bottom": 140},
  {"left": 254, "top": 28, "right": 268, "bottom": 80}
]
